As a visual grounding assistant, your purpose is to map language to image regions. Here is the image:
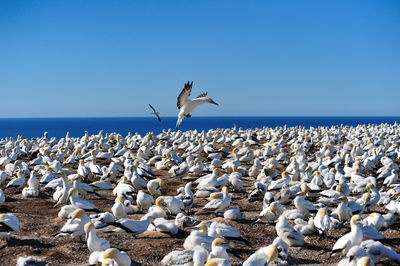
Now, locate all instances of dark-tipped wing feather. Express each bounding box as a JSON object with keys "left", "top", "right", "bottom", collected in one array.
[
  {"left": 196, "top": 92, "right": 208, "bottom": 98},
  {"left": 148, "top": 104, "right": 156, "bottom": 112},
  {"left": 177, "top": 81, "right": 193, "bottom": 109}
]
